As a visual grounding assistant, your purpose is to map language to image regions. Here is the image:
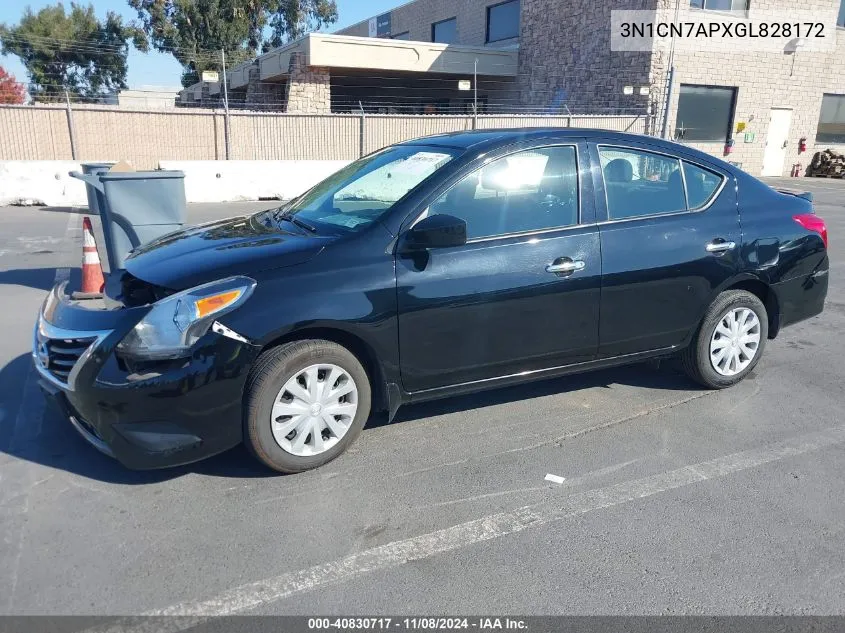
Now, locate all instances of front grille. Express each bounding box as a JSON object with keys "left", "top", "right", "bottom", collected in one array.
[{"left": 43, "top": 337, "right": 96, "bottom": 383}]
